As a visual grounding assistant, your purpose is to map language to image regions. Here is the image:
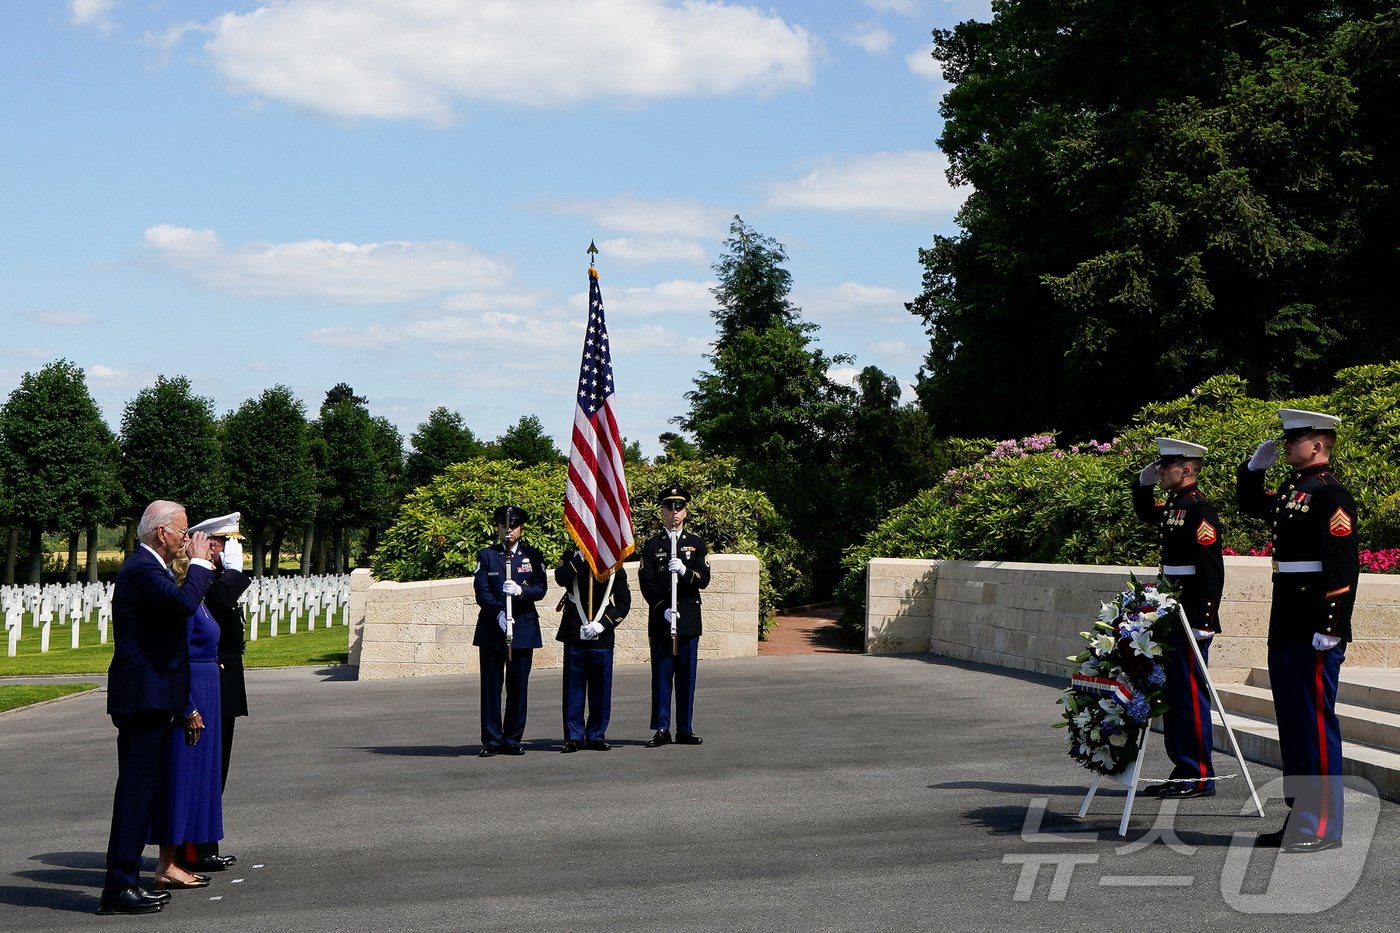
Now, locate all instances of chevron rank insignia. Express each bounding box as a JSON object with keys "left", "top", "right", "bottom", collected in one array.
[
  {"left": 1196, "top": 520, "right": 1218, "bottom": 545},
  {"left": 1329, "top": 508, "right": 1353, "bottom": 537}
]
